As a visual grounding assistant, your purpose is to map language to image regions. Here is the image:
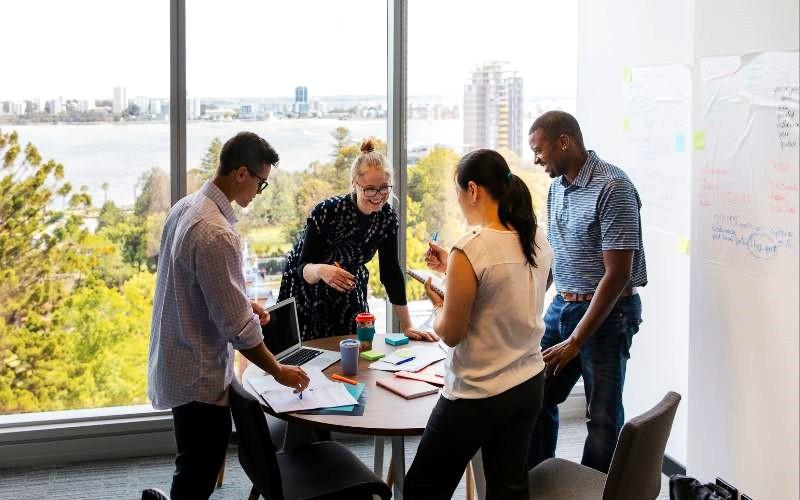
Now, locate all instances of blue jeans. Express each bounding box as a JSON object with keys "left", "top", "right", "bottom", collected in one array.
[{"left": 527, "top": 293, "right": 642, "bottom": 473}]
